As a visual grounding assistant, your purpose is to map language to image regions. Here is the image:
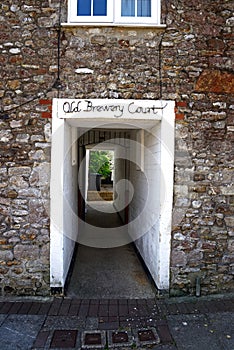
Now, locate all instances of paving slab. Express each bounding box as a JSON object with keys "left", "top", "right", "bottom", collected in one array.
[
  {"left": 0, "top": 314, "right": 46, "bottom": 350},
  {"left": 151, "top": 346, "right": 177, "bottom": 350},
  {"left": 85, "top": 316, "right": 99, "bottom": 330},
  {"left": 0, "top": 314, "right": 7, "bottom": 326},
  {"left": 42, "top": 315, "right": 85, "bottom": 331},
  {"left": 206, "top": 312, "right": 234, "bottom": 350},
  {"left": 167, "top": 313, "right": 233, "bottom": 350},
  {"left": 50, "top": 329, "right": 78, "bottom": 348}
]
